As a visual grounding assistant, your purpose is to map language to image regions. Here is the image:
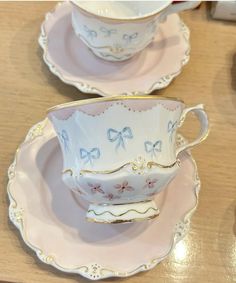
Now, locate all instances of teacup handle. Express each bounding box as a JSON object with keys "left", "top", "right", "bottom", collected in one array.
[
  {"left": 160, "top": 1, "right": 201, "bottom": 20},
  {"left": 176, "top": 104, "right": 209, "bottom": 157}
]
